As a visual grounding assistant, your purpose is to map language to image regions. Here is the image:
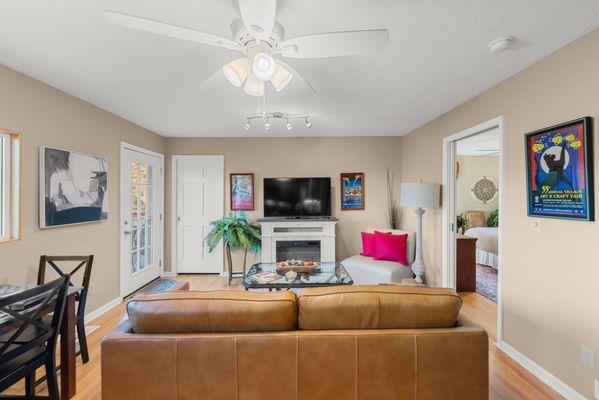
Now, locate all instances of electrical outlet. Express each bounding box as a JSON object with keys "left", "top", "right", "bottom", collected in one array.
[
  {"left": 594, "top": 379, "right": 599, "bottom": 400},
  {"left": 581, "top": 345, "right": 595, "bottom": 369}
]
